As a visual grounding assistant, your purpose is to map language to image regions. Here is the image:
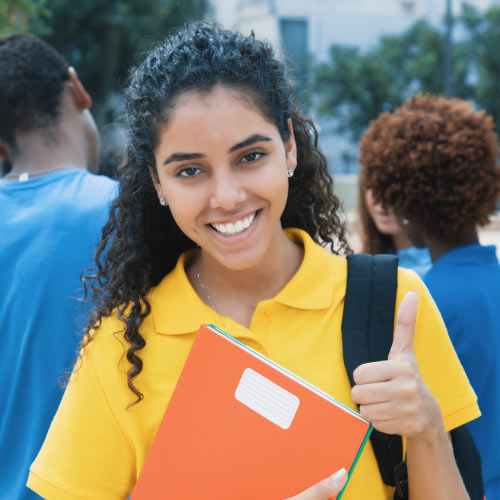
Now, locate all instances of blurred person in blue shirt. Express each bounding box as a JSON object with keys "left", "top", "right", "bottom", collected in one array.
[
  {"left": 356, "top": 174, "right": 431, "bottom": 277},
  {"left": 361, "top": 94, "right": 500, "bottom": 500},
  {"left": 0, "top": 34, "right": 117, "bottom": 500}
]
